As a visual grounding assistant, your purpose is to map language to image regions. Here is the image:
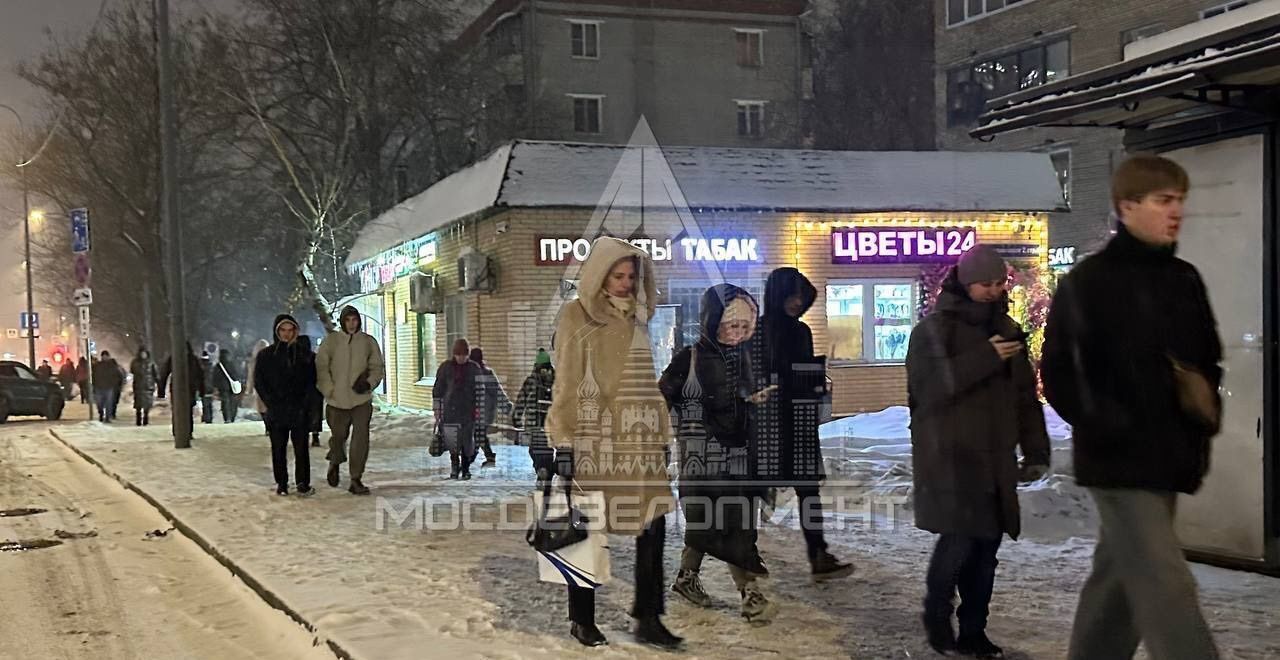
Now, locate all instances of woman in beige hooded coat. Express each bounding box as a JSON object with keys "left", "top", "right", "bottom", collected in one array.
[{"left": 541, "top": 236, "right": 680, "bottom": 649}]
